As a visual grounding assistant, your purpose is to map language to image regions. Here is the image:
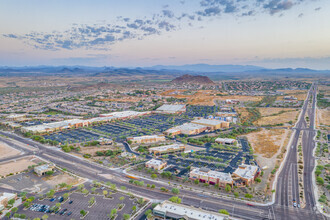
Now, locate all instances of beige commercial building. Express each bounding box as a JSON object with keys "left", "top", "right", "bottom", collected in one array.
[
  {"left": 34, "top": 164, "right": 55, "bottom": 177},
  {"left": 191, "top": 118, "right": 230, "bottom": 130},
  {"left": 215, "top": 138, "right": 237, "bottom": 145},
  {"left": 164, "top": 123, "right": 207, "bottom": 136},
  {"left": 145, "top": 159, "right": 167, "bottom": 170},
  {"left": 149, "top": 144, "right": 185, "bottom": 156},
  {"left": 232, "top": 164, "right": 259, "bottom": 186},
  {"left": 0, "top": 192, "right": 17, "bottom": 211},
  {"left": 127, "top": 135, "right": 165, "bottom": 144},
  {"left": 189, "top": 167, "right": 233, "bottom": 188}
]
